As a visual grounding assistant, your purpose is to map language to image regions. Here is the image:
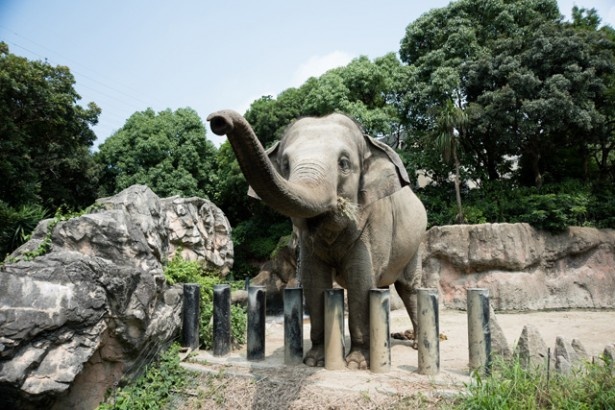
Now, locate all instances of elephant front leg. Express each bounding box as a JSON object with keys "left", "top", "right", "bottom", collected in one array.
[
  {"left": 301, "top": 257, "right": 333, "bottom": 367},
  {"left": 343, "top": 257, "right": 375, "bottom": 370}
]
